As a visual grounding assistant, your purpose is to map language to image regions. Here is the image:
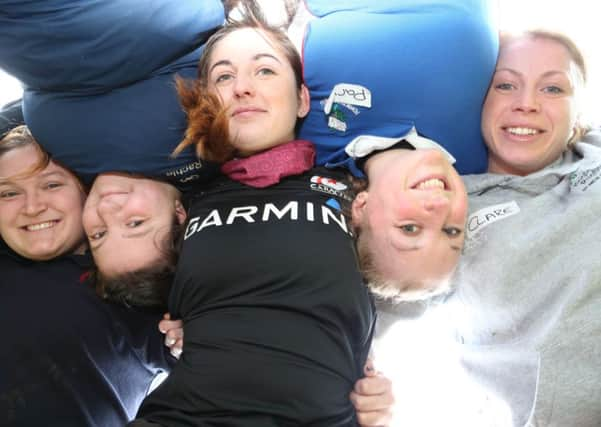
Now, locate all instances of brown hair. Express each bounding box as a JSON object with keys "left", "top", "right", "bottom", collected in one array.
[
  {"left": 172, "top": 0, "right": 305, "bottom": 162},
  {"left": 500, "top": 29, "right": 590, "bottom": 144},
  {"left": 93, "top": 220, "right": 184, "bottom": 309},
  {"left": 0, "top": 125, "right": 50, "bottom": 181}
]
